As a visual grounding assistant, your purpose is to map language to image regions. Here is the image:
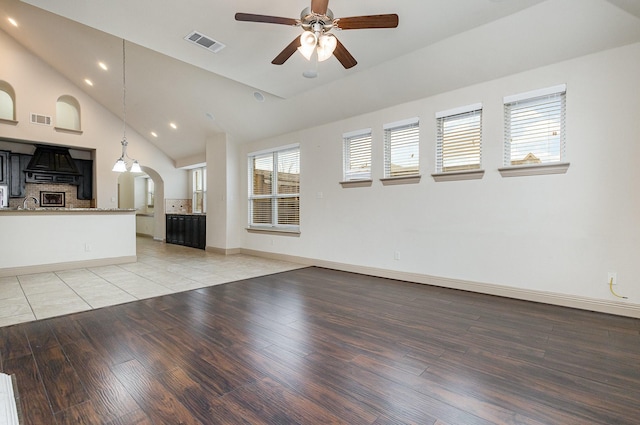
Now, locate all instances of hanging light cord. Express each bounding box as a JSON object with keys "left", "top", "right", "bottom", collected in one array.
[
  {"left": 122, "top": 38, "right": 127, "bottom": 144},
  {"left": 609, "top": 278, "right": 628, "bottom": 299}
]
